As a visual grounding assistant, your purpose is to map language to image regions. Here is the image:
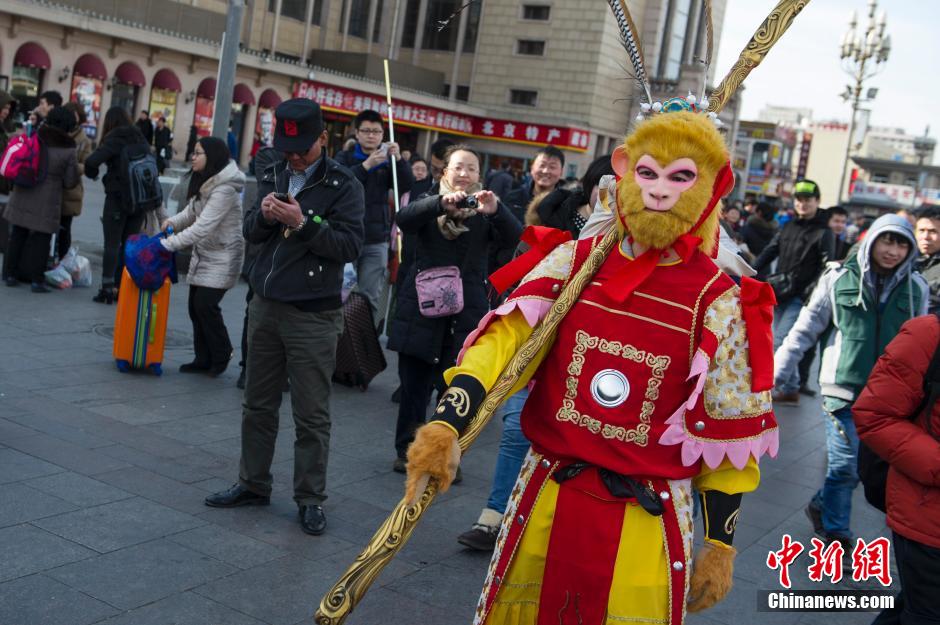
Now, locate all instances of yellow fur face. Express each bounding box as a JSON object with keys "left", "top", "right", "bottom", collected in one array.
[{"left": 616, "top": 112, "right": 729, "bottom": 252}]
